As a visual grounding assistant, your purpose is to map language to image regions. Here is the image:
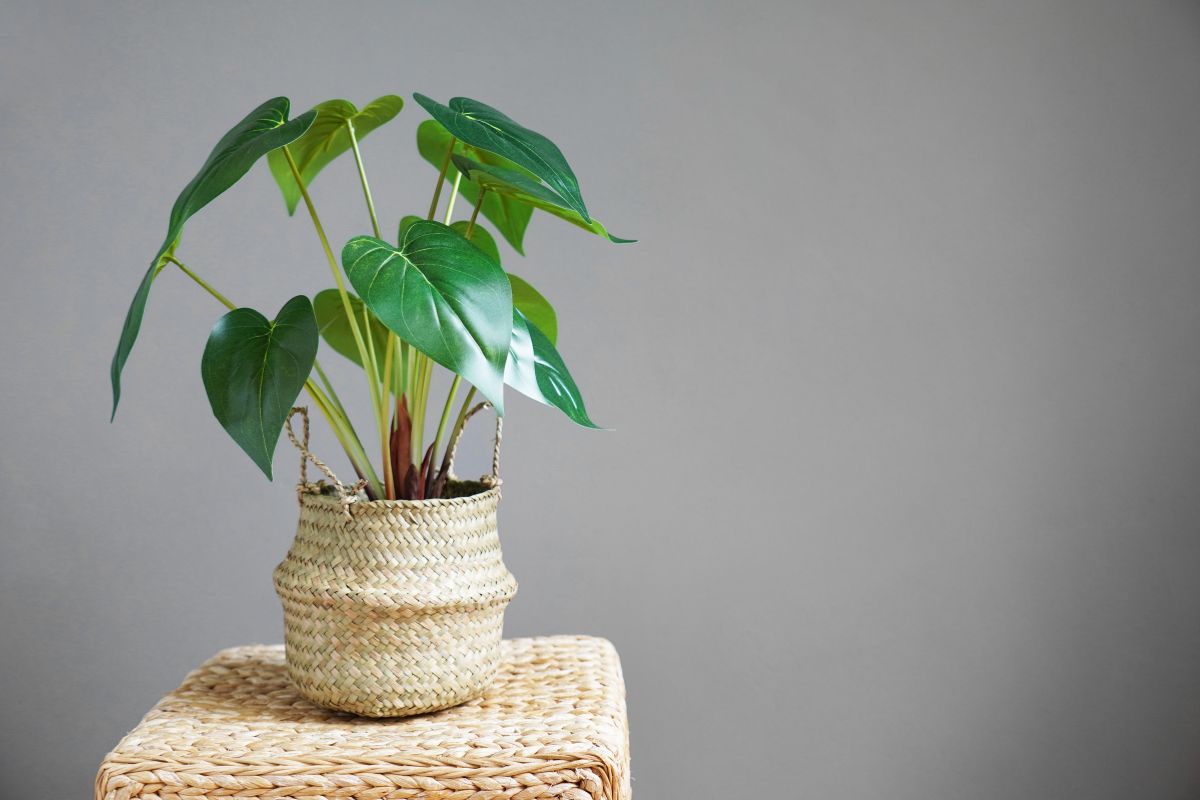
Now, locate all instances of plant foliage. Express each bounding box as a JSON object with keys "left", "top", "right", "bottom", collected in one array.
[{"left": 110, "top": 92, "right": 630, "bottom": 499}]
